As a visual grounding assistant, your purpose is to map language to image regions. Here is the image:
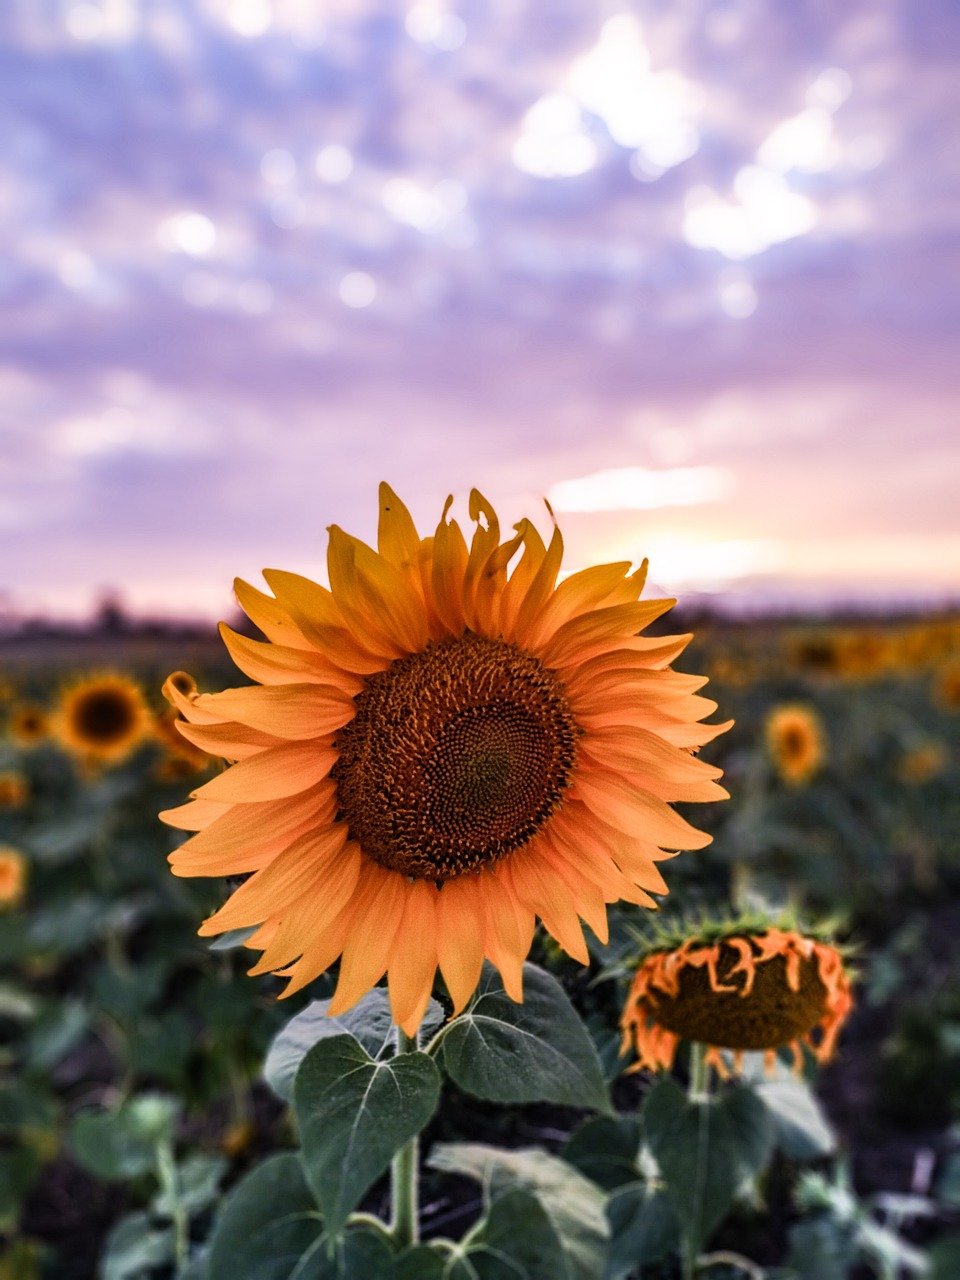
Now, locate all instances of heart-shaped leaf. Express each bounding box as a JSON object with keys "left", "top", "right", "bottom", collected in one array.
[
  {"left": 295, "top": 1034, "right": 441, "bottom": 1237},
  {"left": 265, "top": 990, "right": 443, "bottom": 1102},
  {"left": 441, "top": 963, "right": 609, "bottom": 1113},
  {"left": 644, "top": 1079, "right": 775, "bottom": 1255}
]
